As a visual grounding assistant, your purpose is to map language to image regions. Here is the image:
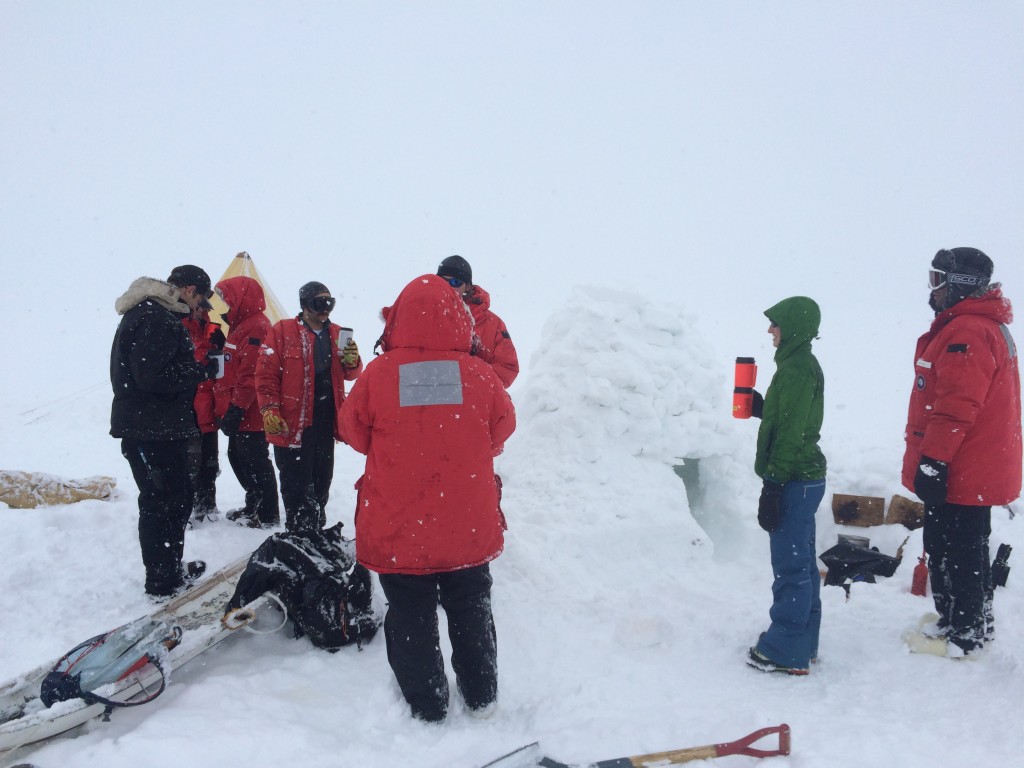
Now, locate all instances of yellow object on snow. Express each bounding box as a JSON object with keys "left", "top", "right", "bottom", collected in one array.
[{"left": 0, "top": 471, "right": 116, "bottom": 509}]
